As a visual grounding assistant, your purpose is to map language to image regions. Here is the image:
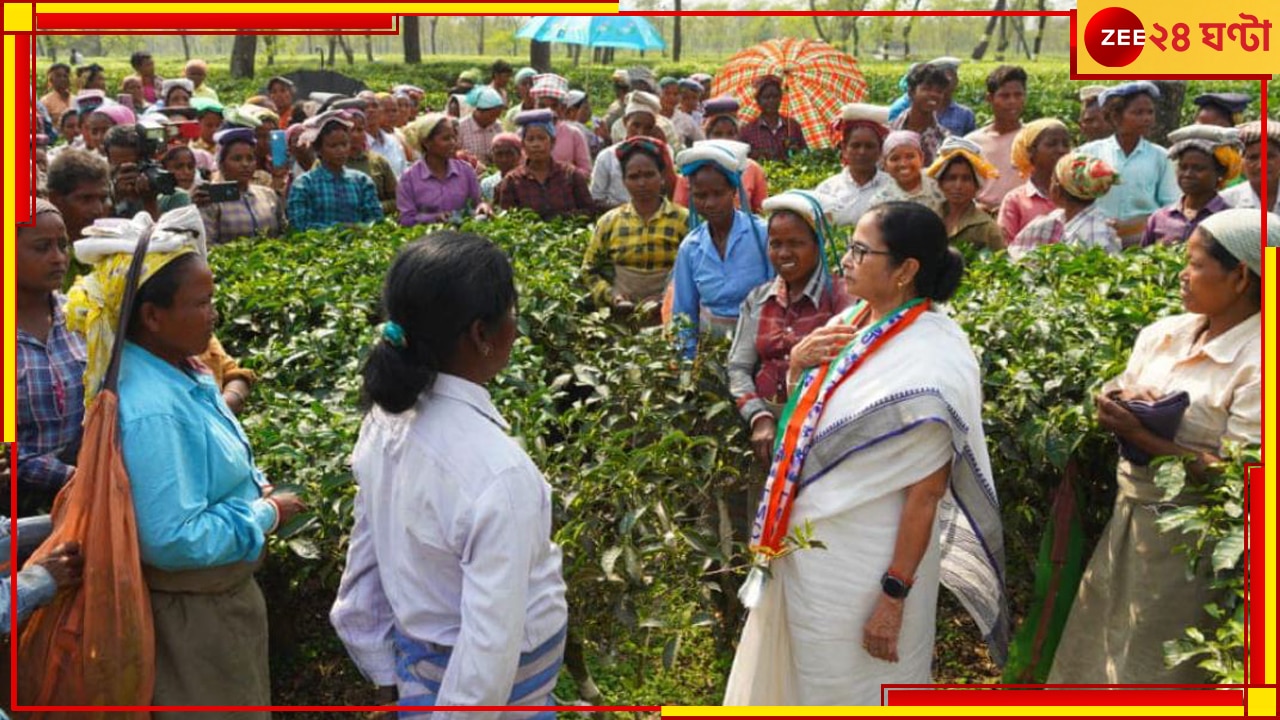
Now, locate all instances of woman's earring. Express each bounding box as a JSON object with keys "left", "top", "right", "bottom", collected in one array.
[{"left": 482, "top": 344, "right": 492, "bottom": 357}]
